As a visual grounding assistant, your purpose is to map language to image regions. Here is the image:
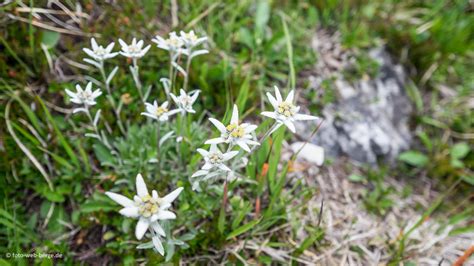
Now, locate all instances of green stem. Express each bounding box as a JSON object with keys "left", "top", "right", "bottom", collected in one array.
[
  {"left": 132, "top": 58, "right": 144, "bottom": 102},
  {"left": 183, "top": 52, "right": 192, "bottom": 91},
  {"left": 99, "top": 62, "right": 127, "bottom": 136}
]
